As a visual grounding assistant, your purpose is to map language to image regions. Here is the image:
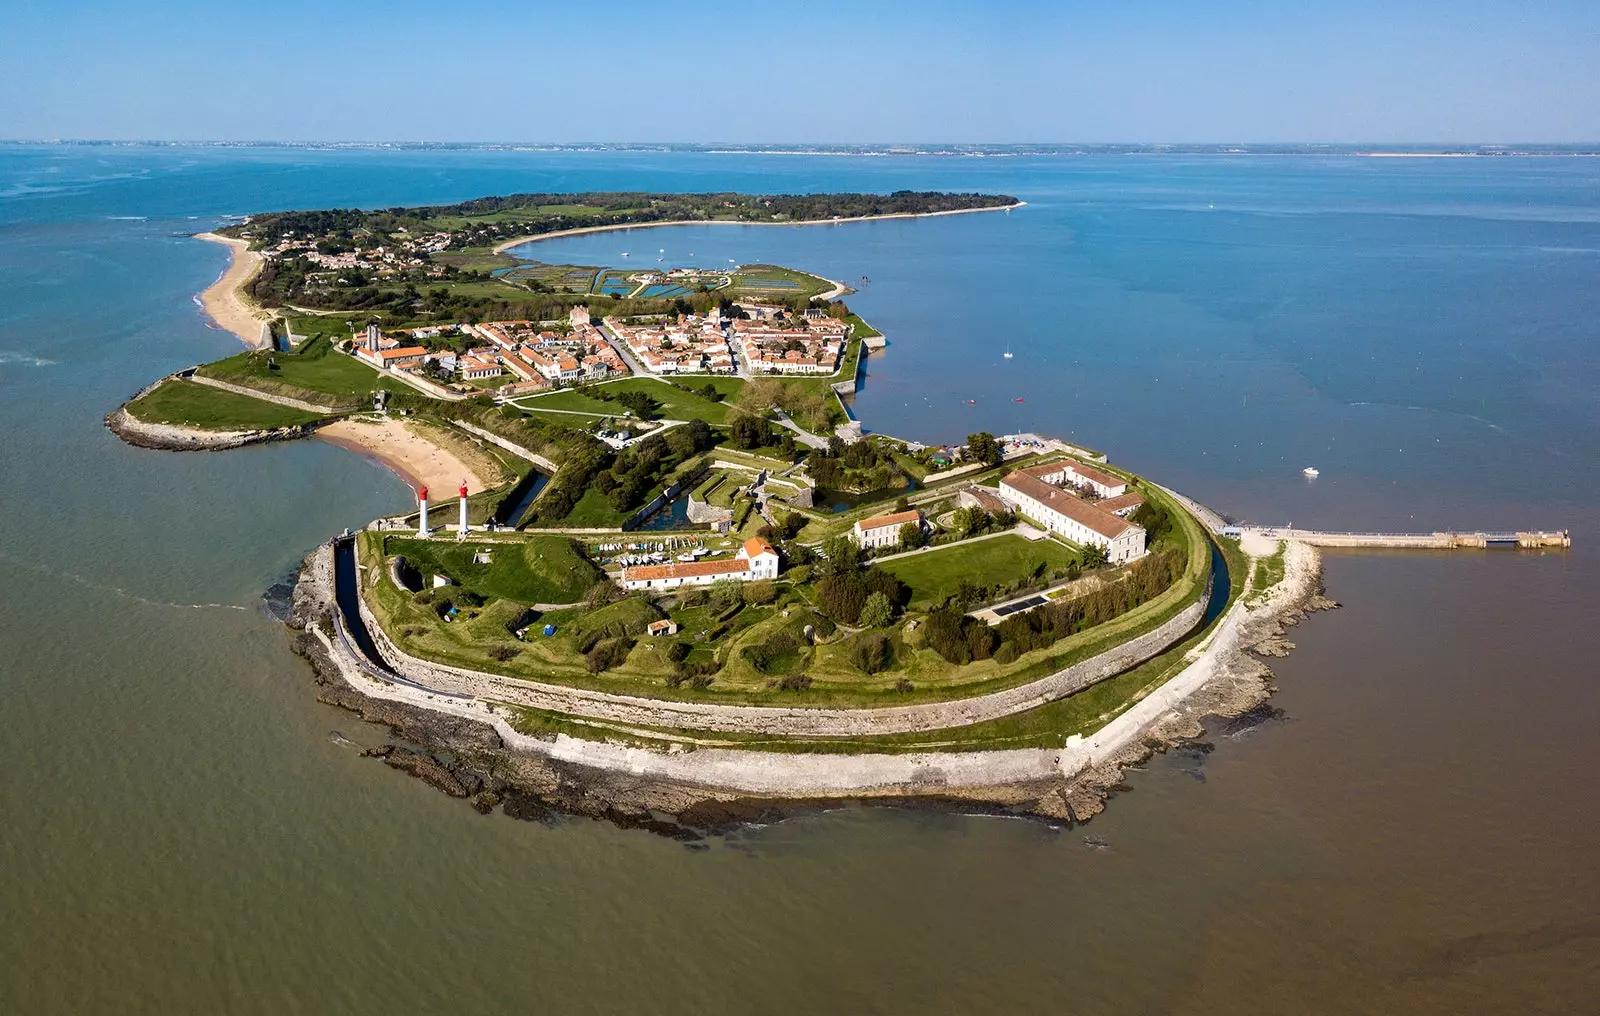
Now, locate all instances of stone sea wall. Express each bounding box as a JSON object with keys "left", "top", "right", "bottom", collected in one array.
[{"left": 351, "top": 555, "right": 1211, "bottom": 737}]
